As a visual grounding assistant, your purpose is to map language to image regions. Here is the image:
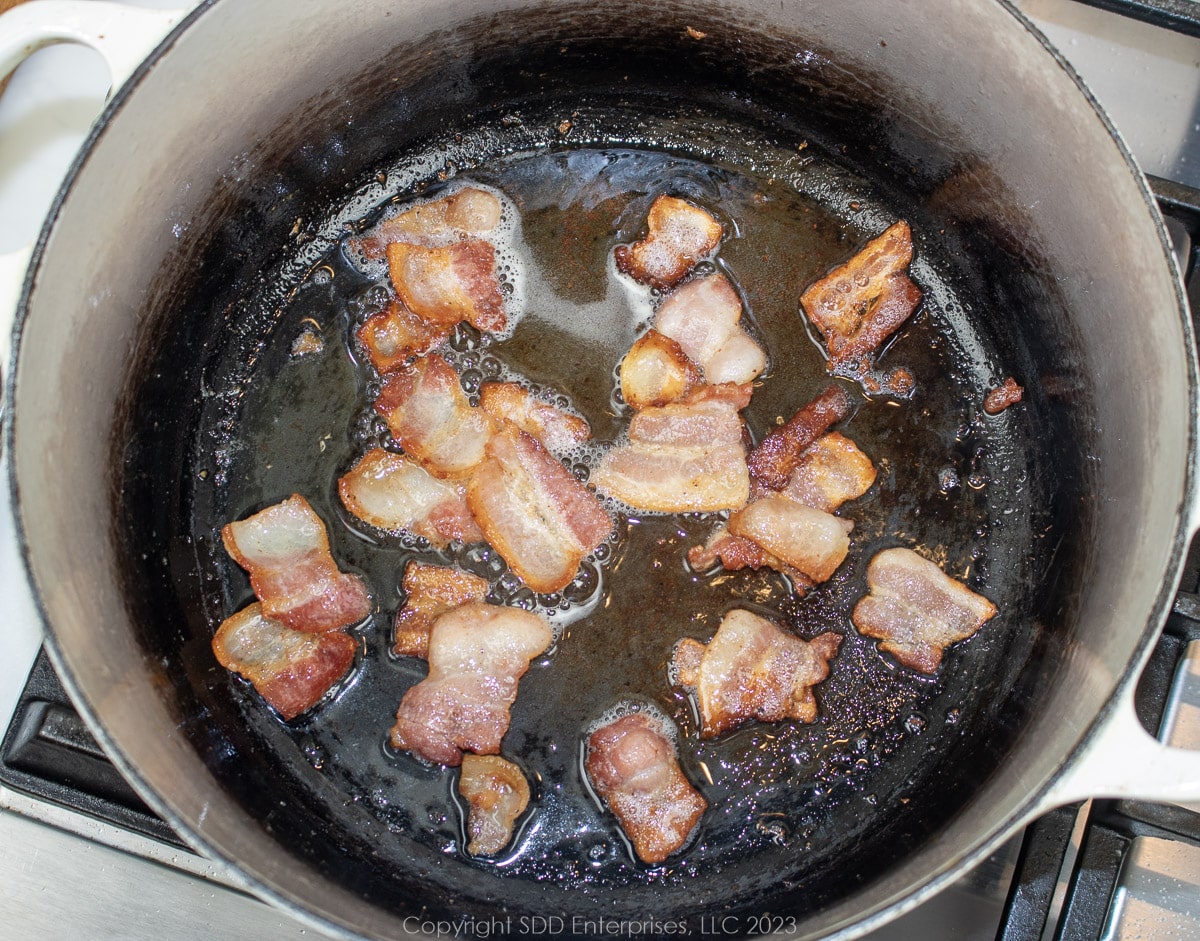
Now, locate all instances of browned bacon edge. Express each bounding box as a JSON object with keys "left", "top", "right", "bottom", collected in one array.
[{"left": 747, "top": 384, "right": 854, "bottom": 492}]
